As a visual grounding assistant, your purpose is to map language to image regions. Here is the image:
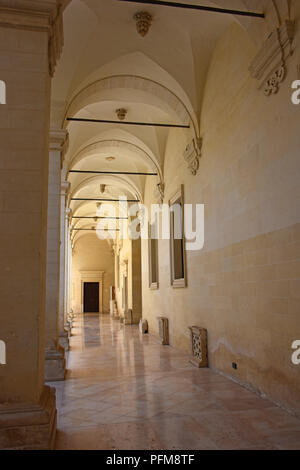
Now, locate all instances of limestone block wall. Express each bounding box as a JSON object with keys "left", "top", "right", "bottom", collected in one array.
[
  {"left": 0, "top": 24, "right": 51, "bottom": 403},
  {"left": 142, "top": 22, "right": 300, "bottom": 416},
  {"left": 71, "top": 234, "right": 114, "bottom": 313}
]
